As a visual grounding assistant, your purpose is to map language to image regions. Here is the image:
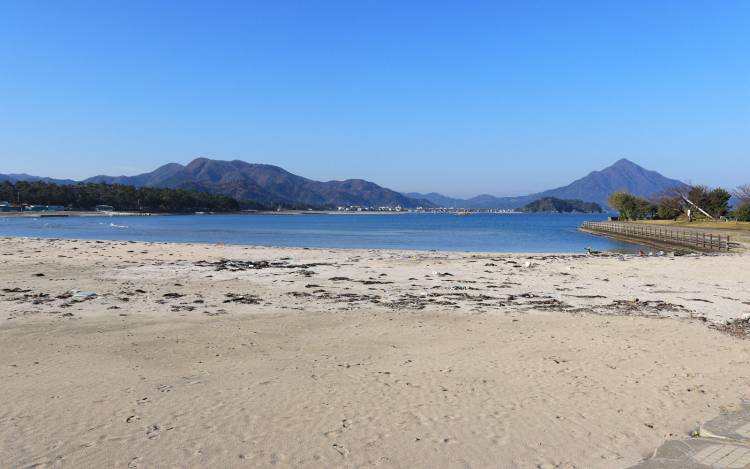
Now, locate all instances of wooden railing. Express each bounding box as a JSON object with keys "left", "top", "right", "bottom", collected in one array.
[{"left": 580, "top": 221, "right": 732, "bottom": 252}]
